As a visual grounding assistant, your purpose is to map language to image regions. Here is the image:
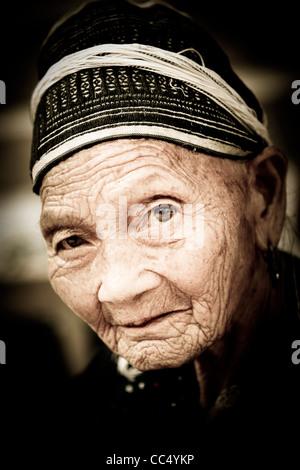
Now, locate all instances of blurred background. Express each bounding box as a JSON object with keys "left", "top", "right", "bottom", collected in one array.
[{"left": 0, "top": 0, "right": 299, "bottom": 381}]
